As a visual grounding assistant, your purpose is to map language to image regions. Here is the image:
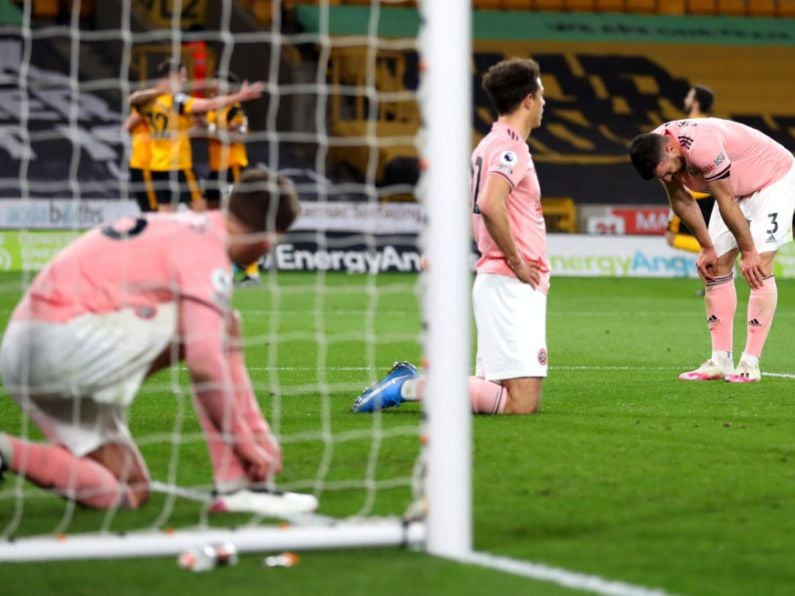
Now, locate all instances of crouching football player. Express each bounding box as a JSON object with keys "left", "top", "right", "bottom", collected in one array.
[{"left": 0, "top": 168, "right": 316, "bottom": 516}]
